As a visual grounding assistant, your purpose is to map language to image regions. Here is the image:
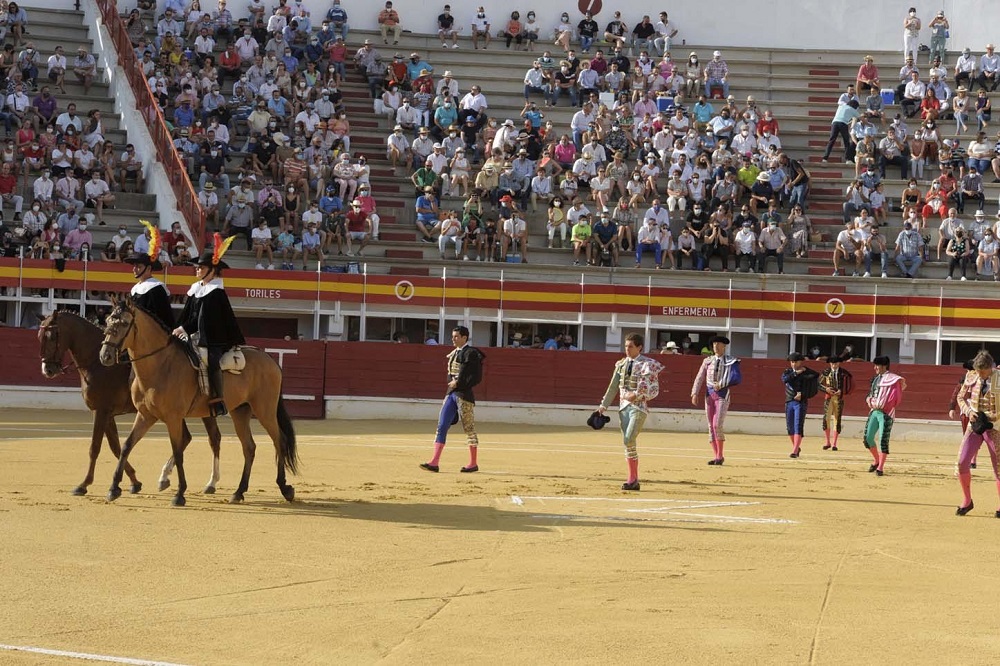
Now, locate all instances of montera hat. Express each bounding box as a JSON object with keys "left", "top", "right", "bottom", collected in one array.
[
  {"left": 708, "top": 335, "right": 730, "bottom": 345},
  {"left": 587, "top": 410, "right": 611, "bottom": 430}
]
